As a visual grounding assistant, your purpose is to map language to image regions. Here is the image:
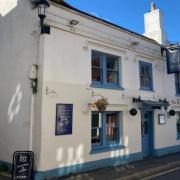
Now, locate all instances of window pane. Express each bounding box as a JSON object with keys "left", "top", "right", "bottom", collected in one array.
[
  {"left": 92, "top": 112, "right": 102, "bottom": 145},
  {"left": 92, "top": 51, "right": 102, "bottom": 82},
  {"left": 106, "top": 113, "right": 119, "bottom": 142},
  {"left": 92, "top": 128, "right": 101, "bottom": 144},
  {"left": 106, "top": 56, "right": 118, "bottom": 70},
  {"left": 92, "top": 68, "right": 102, "bottom": 82},
  {"left": 92, "top": 52, "right": 101, "bottom": 67},
  {"left": 140, "top": 63, "right": 152, "bottom": 89},
  {"left": 106, "top": 127, "right": 118, "bottom": 142},
  {"left": 92, "top": 113, "right": 101, "bottom": 127},
  {"left": 107, "top": 71, "right": 118, "bottom": 83},
  {"left": 176, "top": 112, "right": 180, "bottom": 134},
  {"left": 140, "top": 76, "right": 151, "bottom": 88},
  {"left": 175, "top": 73, "right": 180, "bottom": 94}
]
